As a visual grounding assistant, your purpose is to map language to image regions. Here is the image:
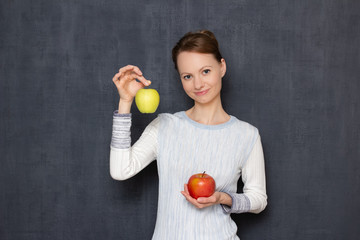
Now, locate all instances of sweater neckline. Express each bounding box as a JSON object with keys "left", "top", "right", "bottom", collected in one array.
[{"left": 178, "top": 111, "right": 235, "bottom": 130}]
